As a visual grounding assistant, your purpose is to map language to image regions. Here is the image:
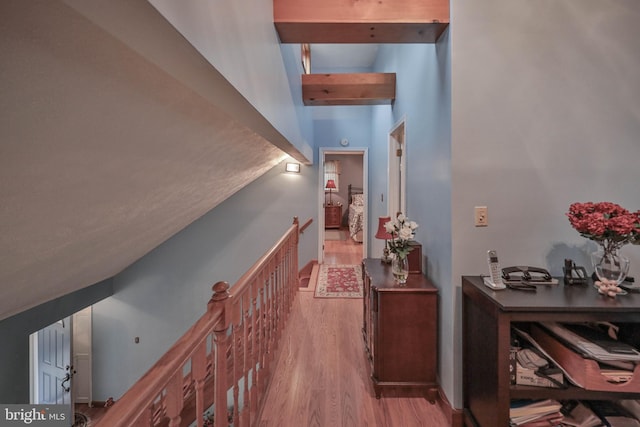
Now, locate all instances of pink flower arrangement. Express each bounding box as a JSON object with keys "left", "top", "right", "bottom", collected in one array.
[{"left": 566, "top": 202, "right": 640, "bottom": 253}]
